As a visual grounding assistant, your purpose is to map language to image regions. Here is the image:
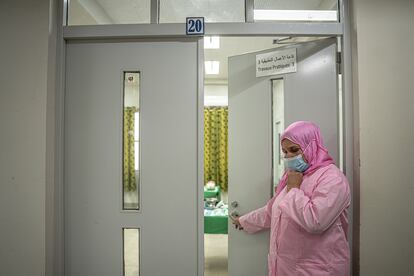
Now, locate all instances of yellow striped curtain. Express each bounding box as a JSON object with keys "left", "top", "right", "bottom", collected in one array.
[
  {"left": 204, "top": 107, "right": 228, "bottom": 191},
  {"left": 123, "top": 107, "right": 137, "bottom": 191}
]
